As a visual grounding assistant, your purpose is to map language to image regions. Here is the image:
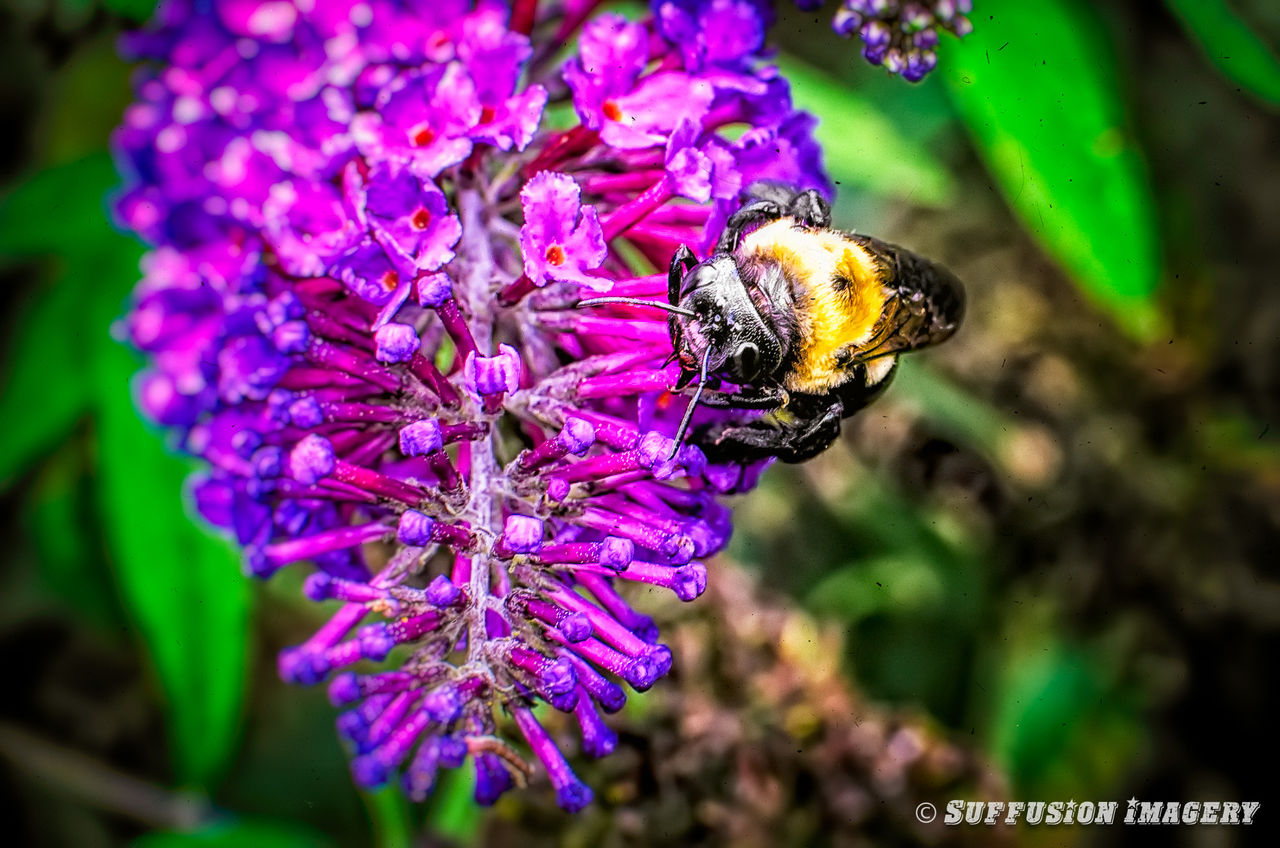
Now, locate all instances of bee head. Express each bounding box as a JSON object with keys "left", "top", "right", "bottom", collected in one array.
[{"left": 672, "top": 256, "right": 784, "bottom": 387}]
